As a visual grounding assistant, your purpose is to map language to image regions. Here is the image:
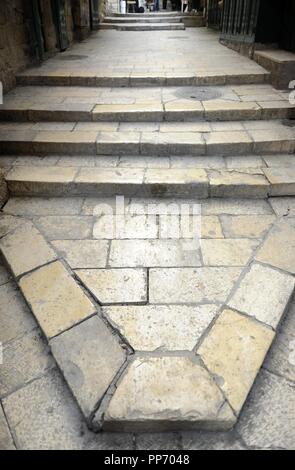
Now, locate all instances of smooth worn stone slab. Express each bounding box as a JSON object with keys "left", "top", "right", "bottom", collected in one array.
[
  {"left": 220, "top": 215, "right": 275, "bottom": 239},
  {"left": 0, "top": 214, "right": 26, "bottom": 238},
  {"left": 141, "top": 132, "right": 205, "bottom": 156},
  {"left": 144, "top": 168, "right": 209, "bottom": 198},
  {"left": 6, "top": 166, "right": 78, "bottom": 196},
  {"left": 269, "top": 197, "right": 295, "bottom": 216},
  {"left": 75, "top": 268, "right": 147, "bottom": 305},
  {"left": 103, "top": 356, "right": 236, "bottom": 432},
  {"left": 197, "top": 308, "right": 275, "bottom": 414},
  {"left": 255, "top": 220, "right": 295, "bottom": 274},
  {"left": 264, "top": 301, "right": 295, "bottom": 383},
  {"left": 0, "top": 282, "right": 36, "bottom": 344},
  {"left": 203, "top": 100, "right": 261, "bottom": 120},
  {"left": 52, "top": 240, "right": 109, "bottom": 269},
  {"left": 0, "top": 256, "right": 12, "bottom": 286},
  {"left": 263, "top": 167, "right": 295, "bottom": 196},
  {"left": 201, "top": 199, "right": 273, "bottom": 215},
  {"left": 3, "top": 197, "right": 84, "bottom": 216},
  {"left": 96, "top": 132, "right": 140, "bottom": 155},
  {"left": 201, "top": 239, "right": 258, "bottom": 266},
  {"left": 228, "top": 262, "right": 294, "bottom": 329},
  {"left": 93, "top": 103, "right": 163, "bottom": 121},
  {"left": 109, "top": 239, "right": 202, "bottom": 268},
  {"left": 236, "top": 370, "right": 295, "bottom": 450},
  {"left": 93, "top": 214, "right": 158, "bottom": 239},
  {"left": 205, "top": 131, "right": 253, "bottom": 156},
  {"left": 50, "top": 315, "right": 126, "bottom": 420},
  {"left": 149, "top": 267, "right": 241, "bottom": 304},
  {"left": 208, "top": 170, "right": 269, "bottom": 198},
  {"left": 0, "top": 222, "right": 57, "bottom": 278},
  {"left": 0, "top": 329, "right": 54, "bottom": 398},
  {"left": 0, "top": 405, "right": 15, "bottom": 450},
  {"left": 19, "top": 260, "right": 96, "bottom": 339},
  {"left": 158, "top": 215, "right": 223, "bottom": 239},
  {"left": 1, "top": 369, "right": 101, "bottom": 450},
  {"left": 34, "top": 216, "right": 92, "bottom": 240},
  {"left": 75, "top": 168, "right": 144, "bottom": 195},
  {"left": 103, "top": 305, "right": 218, "bottom": 351}
]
